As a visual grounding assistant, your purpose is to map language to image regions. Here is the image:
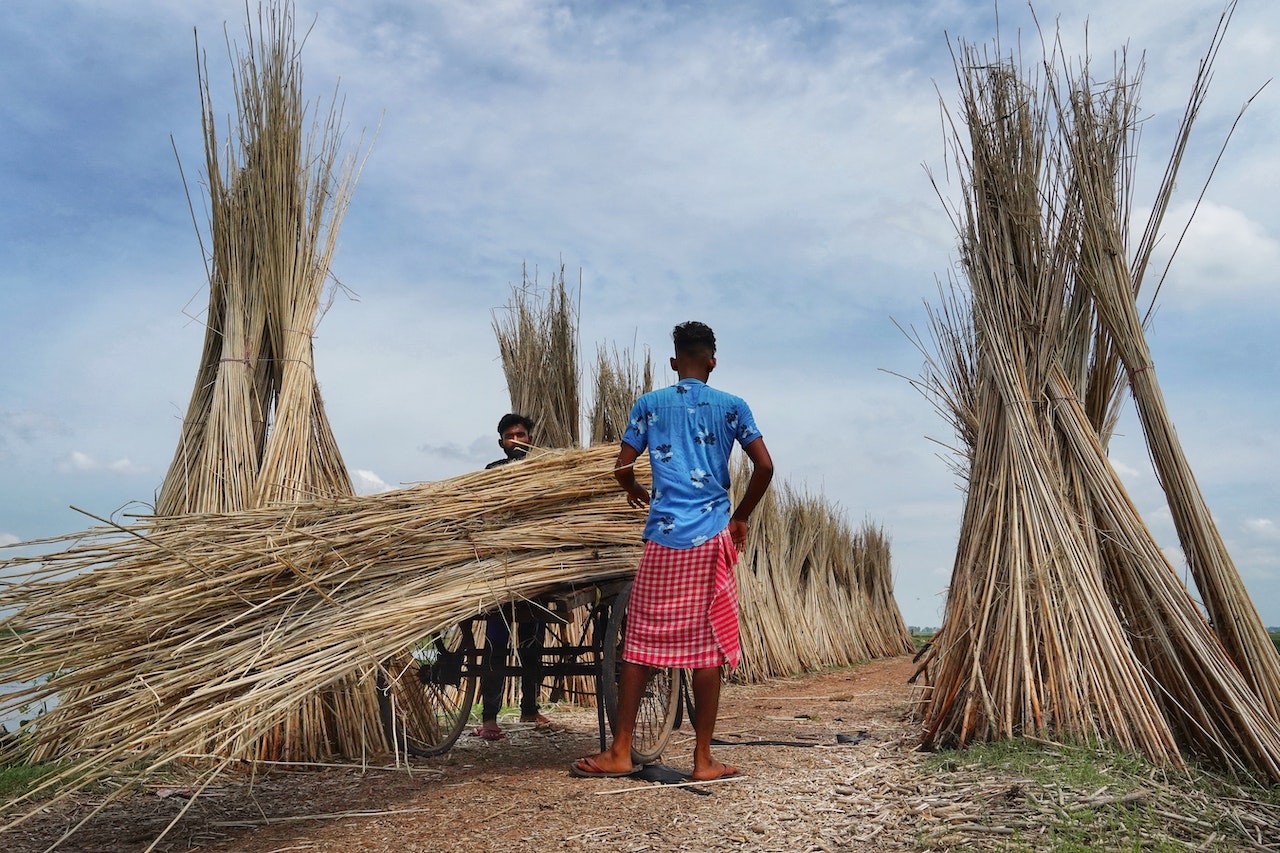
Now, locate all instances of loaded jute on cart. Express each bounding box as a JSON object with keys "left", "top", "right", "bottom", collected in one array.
[
  {"left": 1, "top": 446, "right": 647, "bottom": 770},
  {"left": 0, "top": 4, "right": 911, "bottom": 848}
]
